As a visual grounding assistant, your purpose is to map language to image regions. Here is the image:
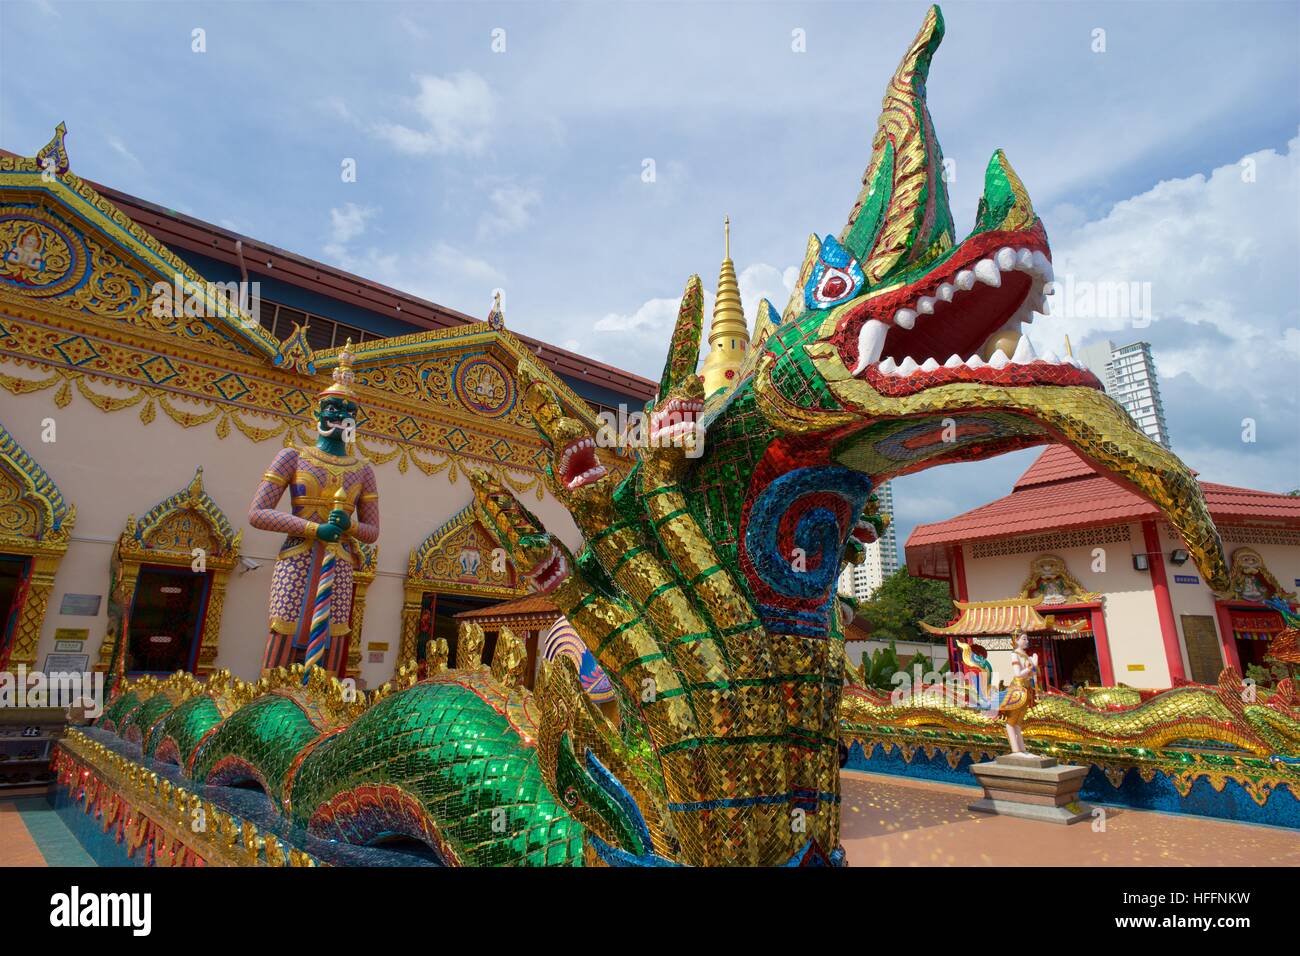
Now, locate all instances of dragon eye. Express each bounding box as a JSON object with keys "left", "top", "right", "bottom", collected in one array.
[
  {"left": 803, "top": 234, "right": 866, "bottom": 309},
  {"left": 819, "top": 270, "right": 852, "bottom": 301}
]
